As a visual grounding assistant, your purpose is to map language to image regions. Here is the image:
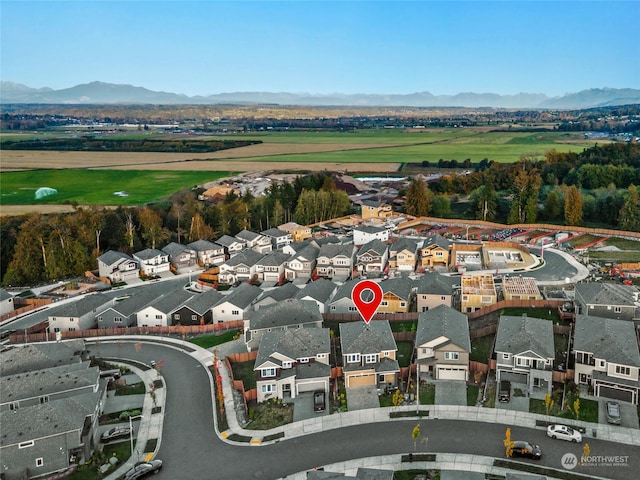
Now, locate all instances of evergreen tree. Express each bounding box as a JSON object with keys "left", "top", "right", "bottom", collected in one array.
[
  {"left": 405, "top": 177, "right": 433, "bottom": 217},
  {"left": 619, "top": 185, "right": 640, "bottom": 232},
  {"left": 564, "top": 185, "right": 583, "bottom": 226}
]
